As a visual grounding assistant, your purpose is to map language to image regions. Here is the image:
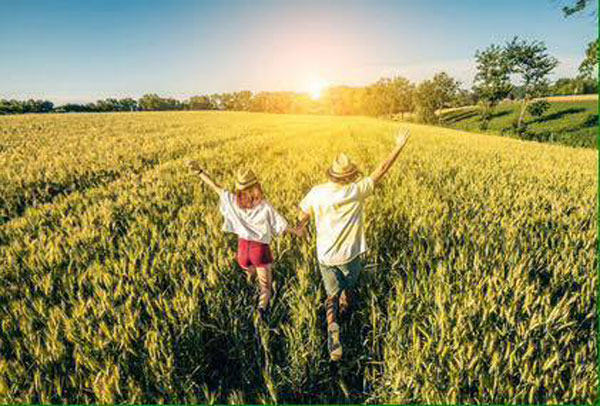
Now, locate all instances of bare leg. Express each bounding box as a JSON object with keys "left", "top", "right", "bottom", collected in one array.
[
  {"left": 256, "top": 266, "right": 272, "bottom": 310},
  {"left": 326, "top": 295, "right": 339, "bottom": 327},
  {"left": 245, "top": 266, "right": 257, "bottom": 283},
  {"left": 326, "top": 294, "right": 342, "bottom": 361}
]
